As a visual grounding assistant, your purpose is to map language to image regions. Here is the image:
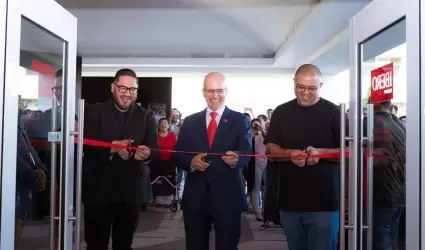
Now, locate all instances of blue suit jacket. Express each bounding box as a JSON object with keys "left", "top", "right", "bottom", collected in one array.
[{"left": 173, "top": 107, "right": 252, "bottom": 214}]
